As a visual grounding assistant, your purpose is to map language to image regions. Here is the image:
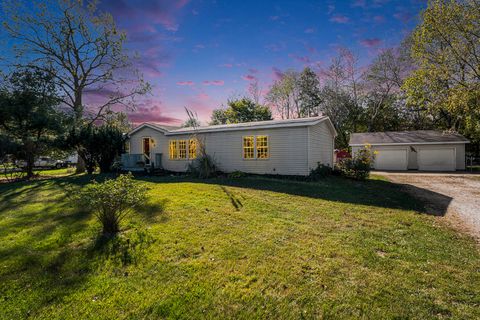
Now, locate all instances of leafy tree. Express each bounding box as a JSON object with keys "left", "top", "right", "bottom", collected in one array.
[
  {"left": 0, "top": 68, "right": 66, "bottom": 178},
  {"left": 362, "top": 48, "right": 411, "bottom": 132},
  {"left": 403, "top": 0, "right": 480, "bottom": 144},
  {"left": 266, "top": 70, "right": 300, "bottom": 119},
  {"left": 210, "top": 98, "right": 272, "bottom": 124},
  {"left": 3, "top": 0, "right": 150, "bottom": 171},
  {"left": 68, "top": 124, "right": 124, "bottom": 174},
  {"left": 182, "top": 118, "right": 201, "bottom": 128},
  {"left": 210, "top": 109, "right": 229, "bottom": 125},
  {"left": 298, "top": 67, "right": 322, "bottom": 117},
  {"left": 95, "top": 125, "right": 125, "bottom": 173}
]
